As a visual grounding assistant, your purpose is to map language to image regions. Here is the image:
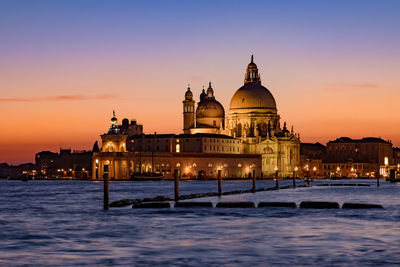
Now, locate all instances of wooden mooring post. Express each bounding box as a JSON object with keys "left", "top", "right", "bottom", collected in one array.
[
  {"left": 218, "top": 170, "right": 222, "bottom": 196},
  {"left": 376, "top": 171, "right": 380, "bottom": 187},
  {"left": 252, "top": 171, "right": 256, "bottom": 193},
  {"left": 292, "top": 170, "right": 296, "bottom": 187},
  {"left": 174, "top": 169, "right": 180, "bottom": 202},
  {"left": 103, "top": 173, "right": 109, "bottom": 210}
]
